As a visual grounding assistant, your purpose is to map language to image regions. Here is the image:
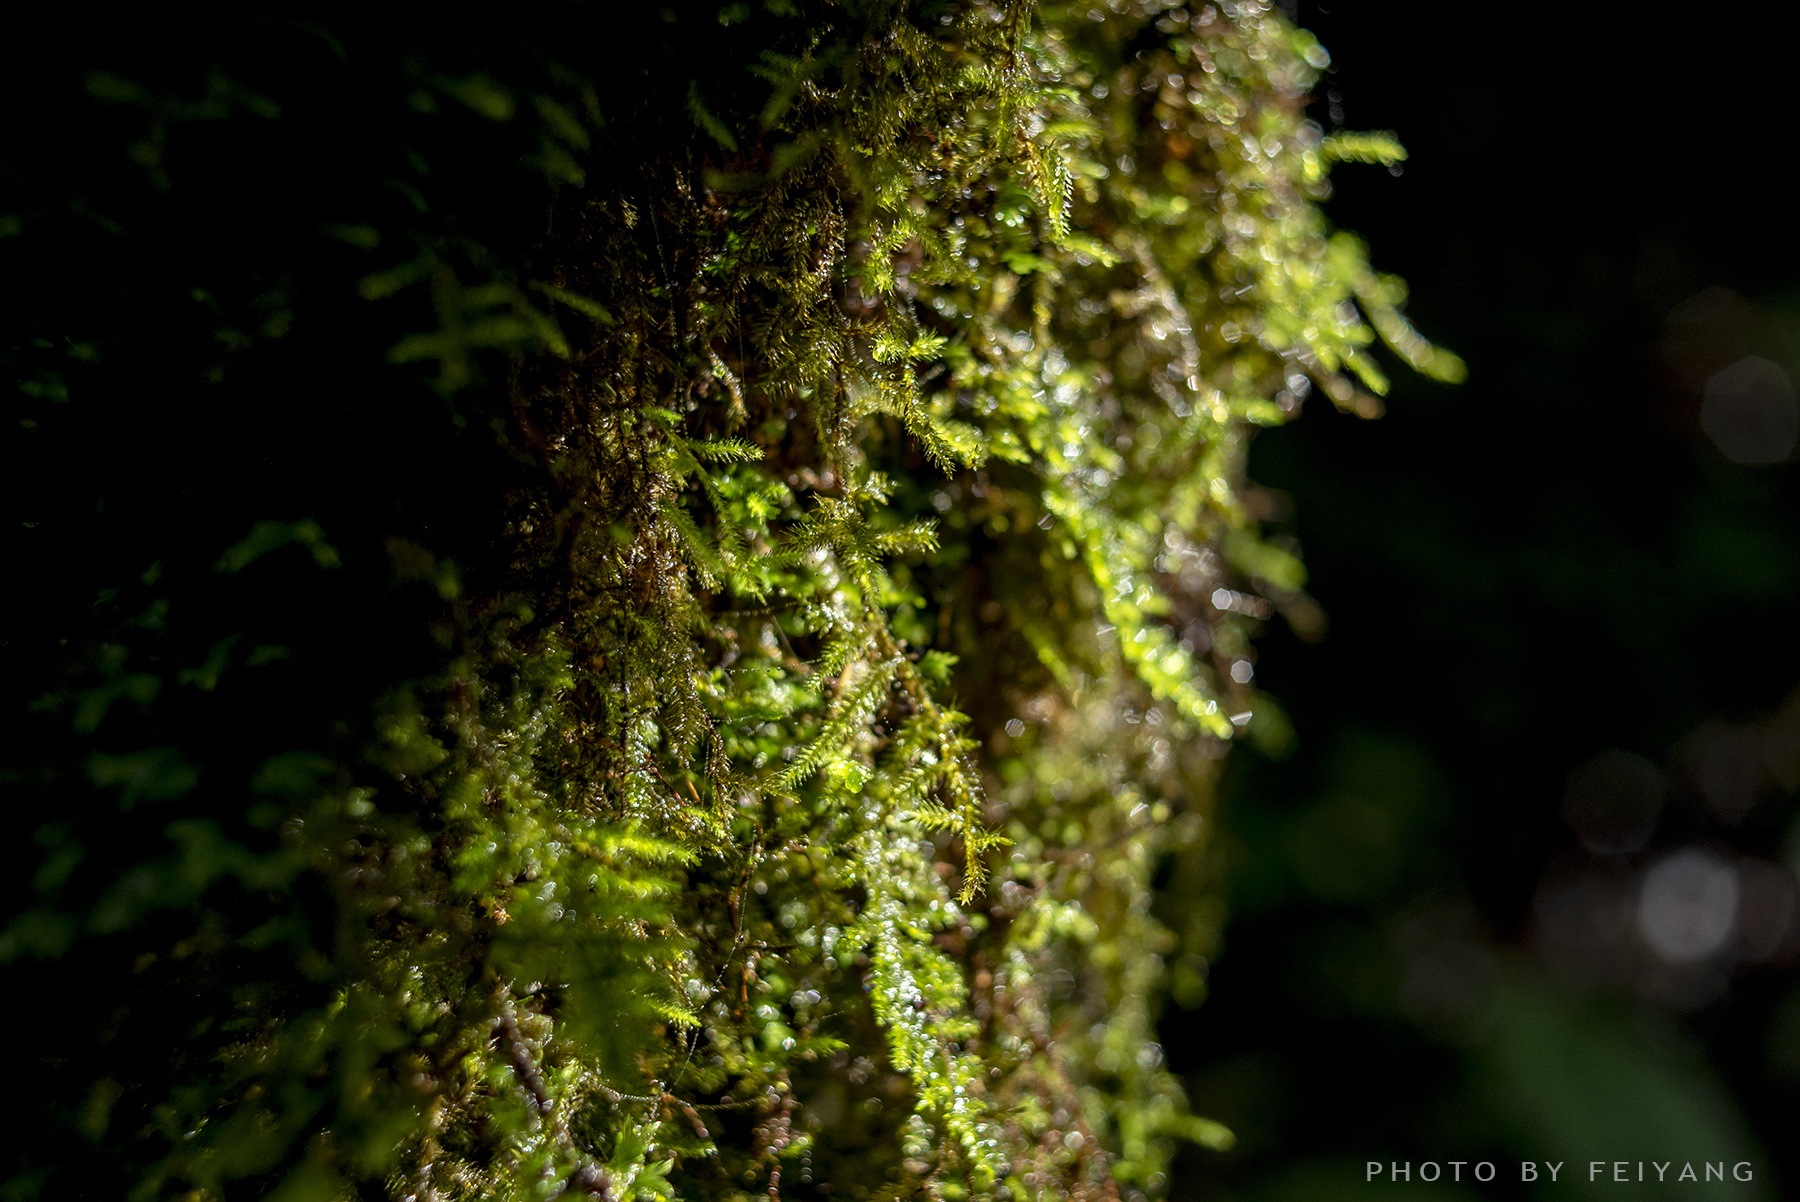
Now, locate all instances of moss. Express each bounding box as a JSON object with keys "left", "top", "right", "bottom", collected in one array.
[{"left": 0, "top": 2, "right": 1448, "bottom": 1199}]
